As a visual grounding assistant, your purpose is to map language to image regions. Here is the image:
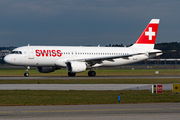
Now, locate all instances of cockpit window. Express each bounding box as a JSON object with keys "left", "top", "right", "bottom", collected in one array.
[{"left": 11, "top": 51, "right": 22, "bottom": 54}]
